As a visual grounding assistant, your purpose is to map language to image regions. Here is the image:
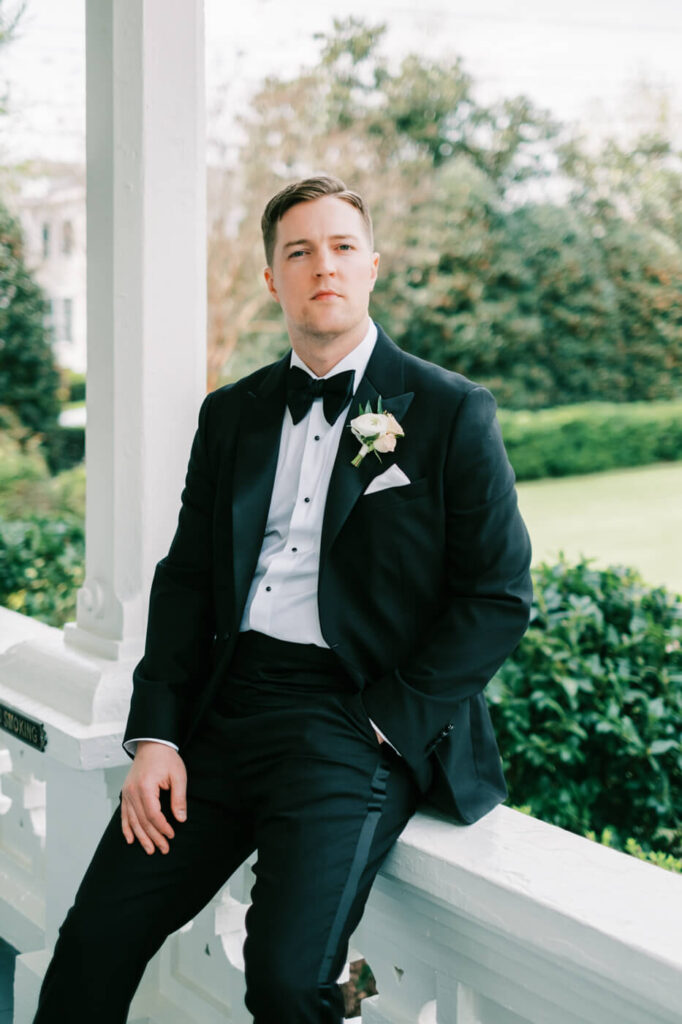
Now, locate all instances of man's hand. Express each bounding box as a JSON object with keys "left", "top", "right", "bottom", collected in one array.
[{"left": 120, "top": 741, "right": 187, "bottom": 854}]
